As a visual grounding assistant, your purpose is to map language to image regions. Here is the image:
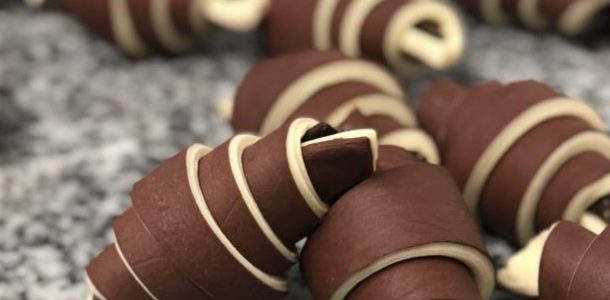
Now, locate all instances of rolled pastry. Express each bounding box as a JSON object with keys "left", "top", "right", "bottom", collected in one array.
[
  {"left": 265, "top": 0, "right": 466, "bottom": 73},
  {"left": 228, "top": 50, "right": 440, "bottom": 164},
  {"left": 300, "top": 146, "right": 495, "bottom": 300},
  {"left": 31, "top": 0, "right": 270, "bottom": 56},
  {"left": 417, "top": 79, "right": 610, "bottom": 245},
  {"left": 498, "top": 221, "right": 610, "bottom": 299},
  {"left": 36, "top": 0, "right": 206, "bottom": 56},
  {"left": 455, "top": 0, "right": 610, "bottom": 35},
  {"left": 539, "top": 221, "right": 610, "bottom": 299},
  {"left": 85, "top": 118, "right": 378, "bottom": 300}
]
